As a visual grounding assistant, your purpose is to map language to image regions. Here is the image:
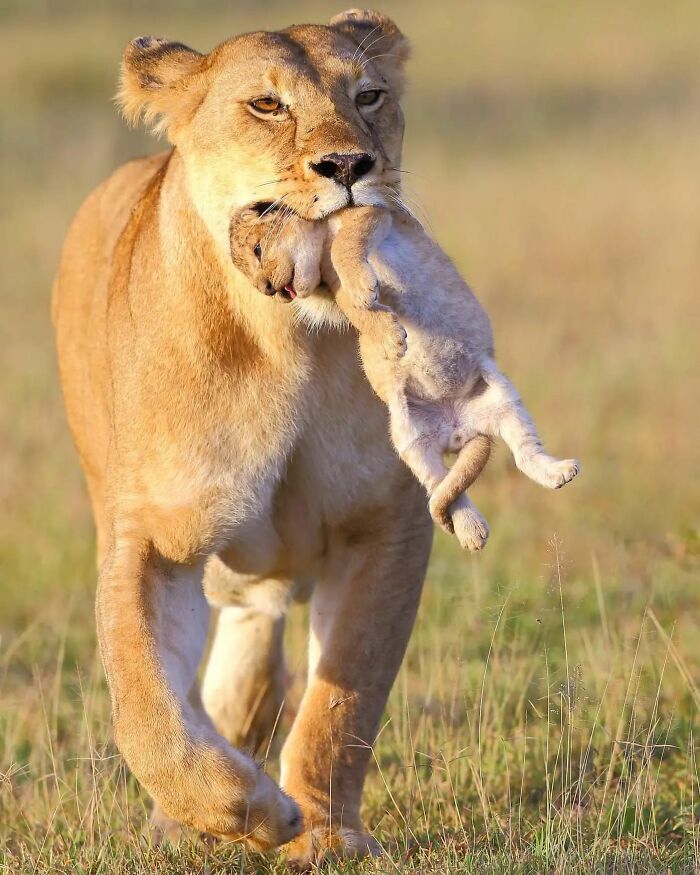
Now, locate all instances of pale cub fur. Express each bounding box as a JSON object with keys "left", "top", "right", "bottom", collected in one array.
[{"left": 231, "top": 205, "right": 580, "bottom": 550}]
